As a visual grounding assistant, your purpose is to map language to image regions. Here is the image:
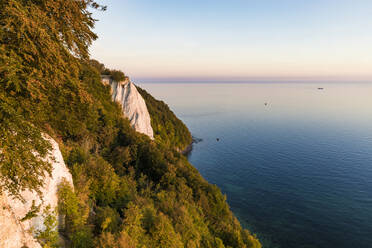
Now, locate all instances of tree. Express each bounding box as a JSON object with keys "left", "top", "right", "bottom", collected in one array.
[
  {"left": 101, "top": 67, "right": 127, "bottom": 82},
  {"left": 110, "top": 70, "right": 127, "bottom": 82},
  {"left": 0, "top": 0, "right": 104, "bottom": 197},
  {"left": 89, "top": 59, "right": 106, "bottom": 74}
]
